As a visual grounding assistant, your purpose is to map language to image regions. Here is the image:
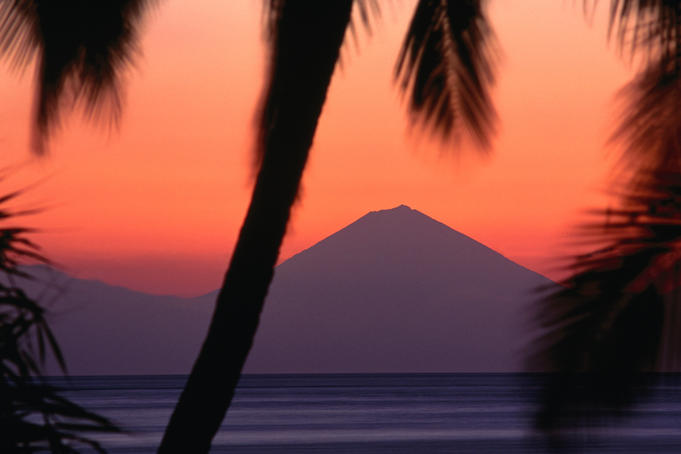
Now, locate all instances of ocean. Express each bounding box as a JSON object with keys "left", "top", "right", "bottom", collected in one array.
[{"left": 51, "top": 374, "right": 681, "bottom": 453}]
